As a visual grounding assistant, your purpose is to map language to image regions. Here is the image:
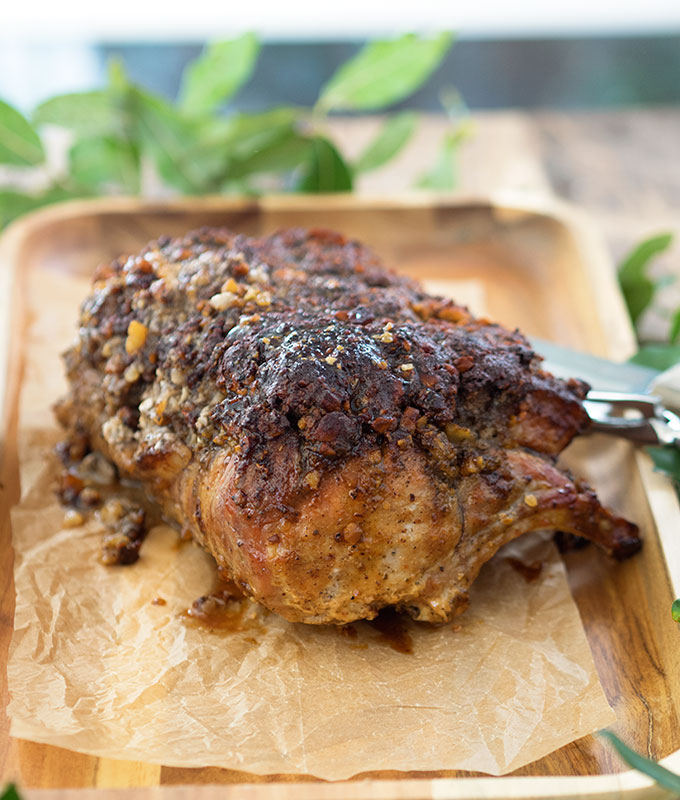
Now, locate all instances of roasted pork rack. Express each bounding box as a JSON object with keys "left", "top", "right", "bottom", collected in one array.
[{"left": 56, "top": 227, "right": 641, "bottom": 624}]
